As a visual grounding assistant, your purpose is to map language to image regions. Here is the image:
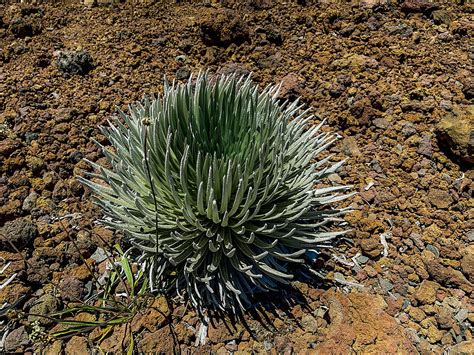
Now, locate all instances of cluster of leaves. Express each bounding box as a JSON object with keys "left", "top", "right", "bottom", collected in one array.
[
  {"left": 46, "top": 245, "right": 151, "bottom": 354},
  {"left": 80, "top": 73, "right": 352, "bottom": 313}
]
